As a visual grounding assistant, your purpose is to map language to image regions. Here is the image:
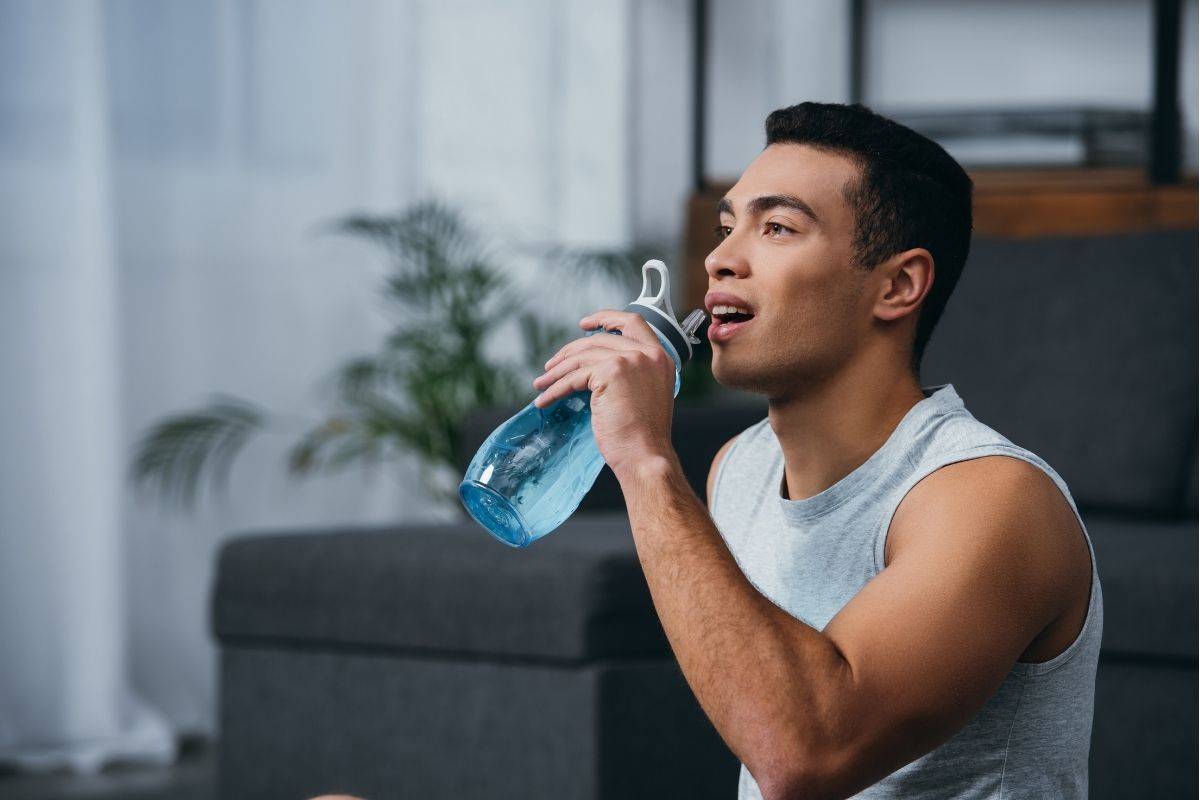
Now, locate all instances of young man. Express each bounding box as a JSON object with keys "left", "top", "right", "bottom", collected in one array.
[{"left": 531, "top": 102, "right": 1101, "bottom": 799}]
